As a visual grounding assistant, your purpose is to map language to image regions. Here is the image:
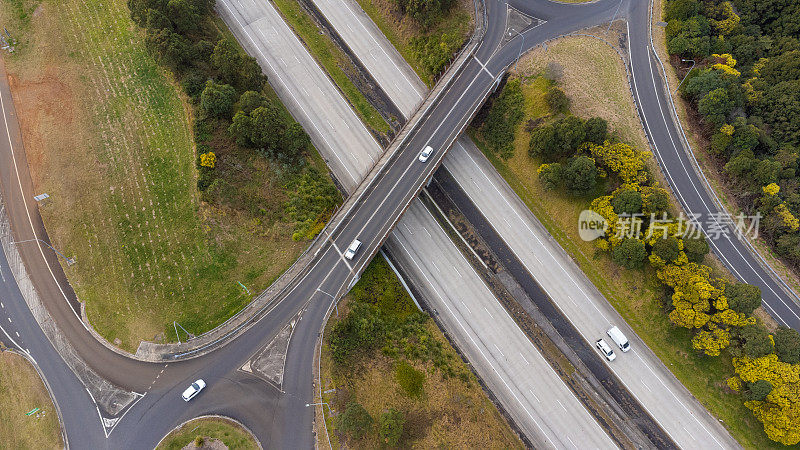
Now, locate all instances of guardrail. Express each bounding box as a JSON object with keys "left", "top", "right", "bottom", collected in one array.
[
  {"left": 136, "top": 0, "right": 489, "bottom": 361},
  {"left": 645, "top": 0, "right": 800, "bottom": 310}
]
